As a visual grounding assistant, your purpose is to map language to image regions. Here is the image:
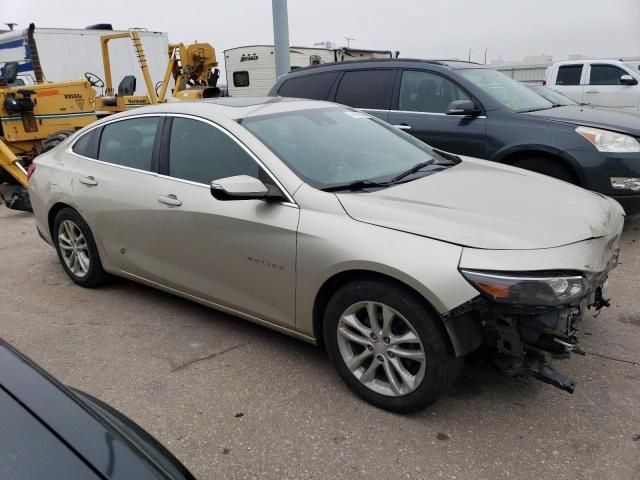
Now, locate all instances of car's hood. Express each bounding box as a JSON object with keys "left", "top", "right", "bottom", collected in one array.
[
  {"left": 337, "top": 158, "right": 622, "bottom": 250},
  {"left": 526, "top": 105, "right": 640, "bottom": 136}
]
